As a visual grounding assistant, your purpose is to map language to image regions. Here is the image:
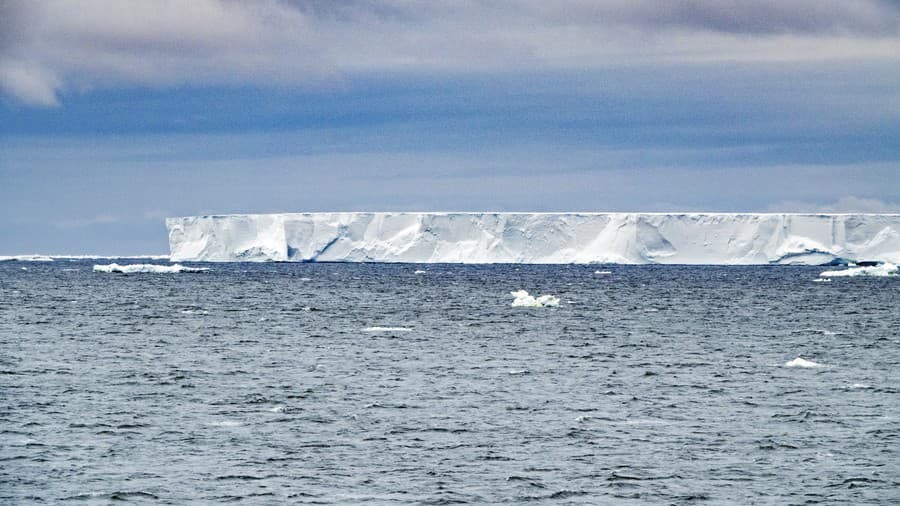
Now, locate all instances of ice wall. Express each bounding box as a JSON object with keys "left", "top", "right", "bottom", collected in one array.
[{"left": 166, "top": 213, "right": 900, "bottom": 264}]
